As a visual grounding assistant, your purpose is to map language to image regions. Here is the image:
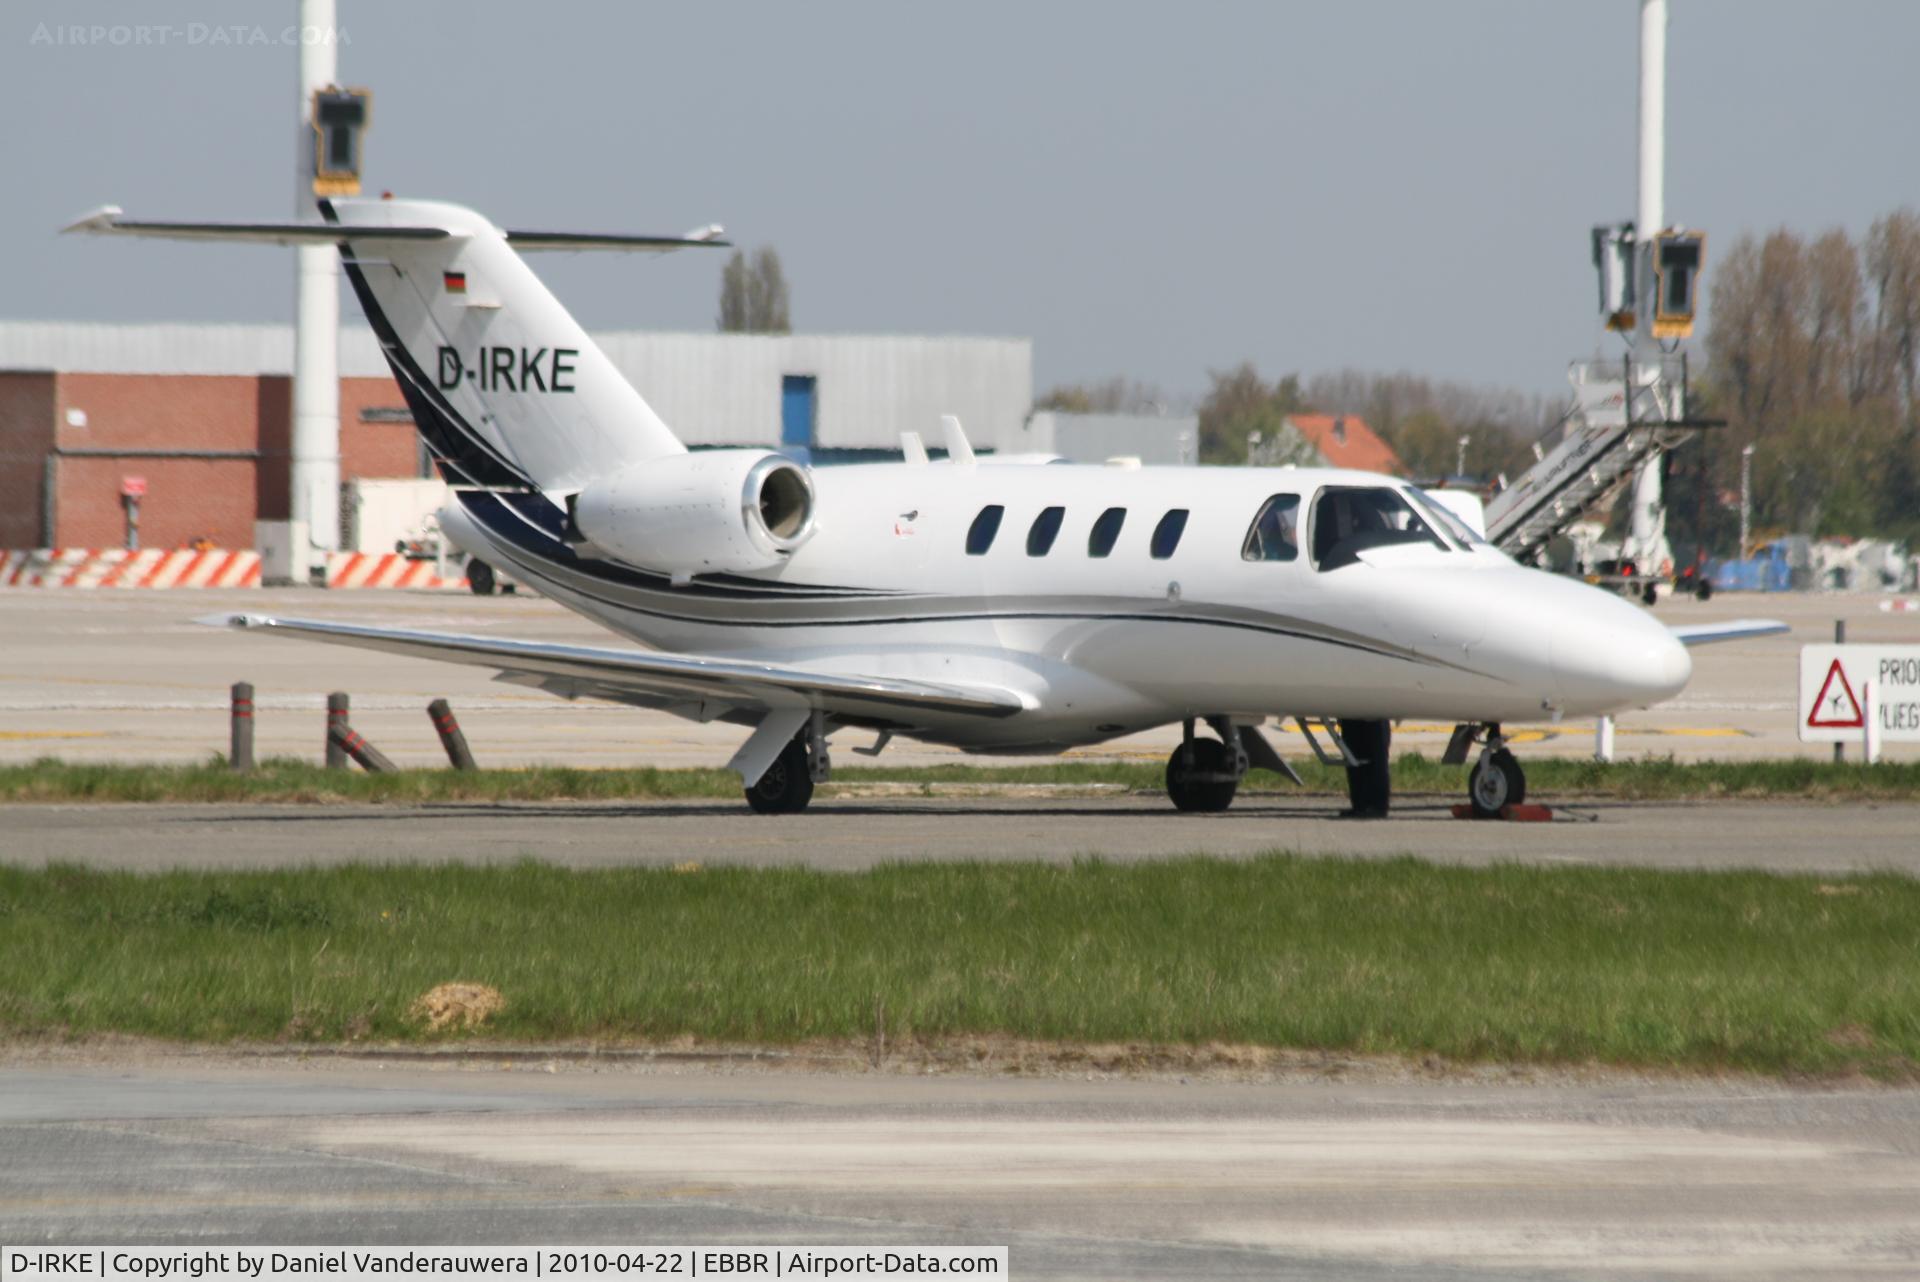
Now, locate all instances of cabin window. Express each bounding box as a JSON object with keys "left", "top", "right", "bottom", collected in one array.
[
  {"left": 1240, "top": 494, "right": 1300, "bottom": 562},
  {"left": 966, "top": 505, "right": 1005, "bottom": 556},
  {"left": 1087, "top": 506, "right": 1126, "bottom": 557},
  {"left": 1150, "top": 509, "right": 1189, "bottom": 560},
  {"left": 1027, "top": 506, "right": 1065, "bottom": 556},
  {"left": 1310, "top": 486, "right": 1447, "bottom": 570}
]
